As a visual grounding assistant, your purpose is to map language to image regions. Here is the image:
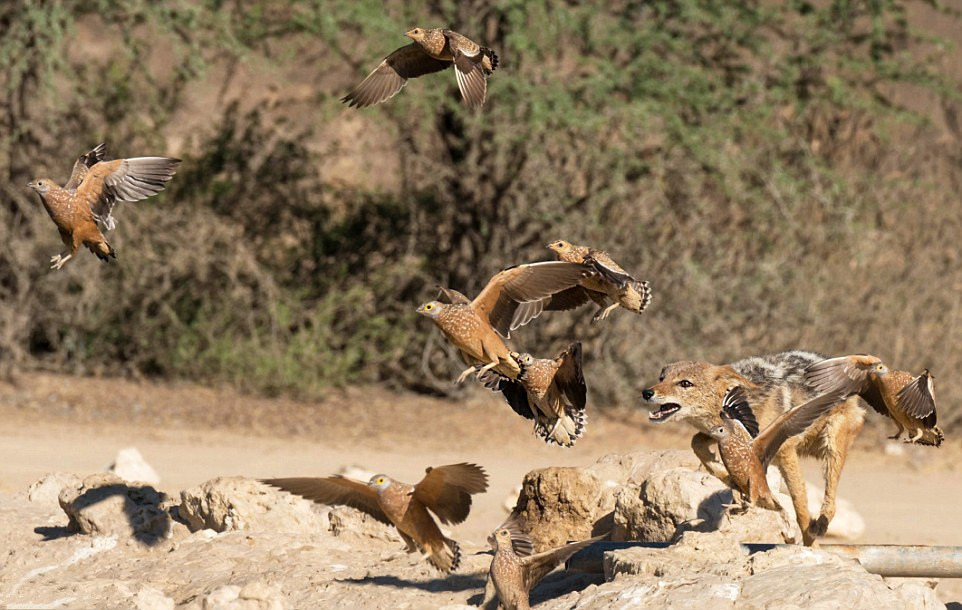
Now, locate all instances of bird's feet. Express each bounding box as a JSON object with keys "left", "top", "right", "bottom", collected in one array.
[
  {"left": 722, "top": 502, "right": 750, "bottom": 515},
  {"left": 591, "top": 304, "right": 618, "bottom": 323},
  {"left": 455, "top": 366, "right": 476, "bottom": 384},
  {"left": 887, "top": 432, "right": 902, "bottom": 441},
  {"left": 49, "top": 253, "right": 72, "bottom": 270}
]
